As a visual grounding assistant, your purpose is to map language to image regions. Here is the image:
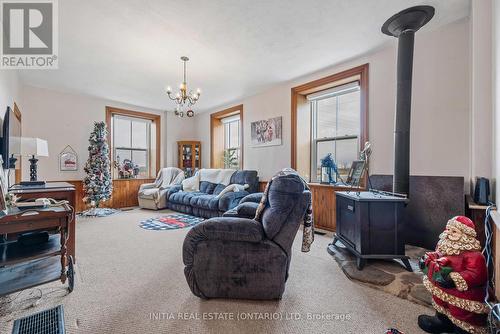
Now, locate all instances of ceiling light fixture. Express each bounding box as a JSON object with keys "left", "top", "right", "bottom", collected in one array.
[{"left": 166, "top": 56, "right": 201, "bottom": 118}]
